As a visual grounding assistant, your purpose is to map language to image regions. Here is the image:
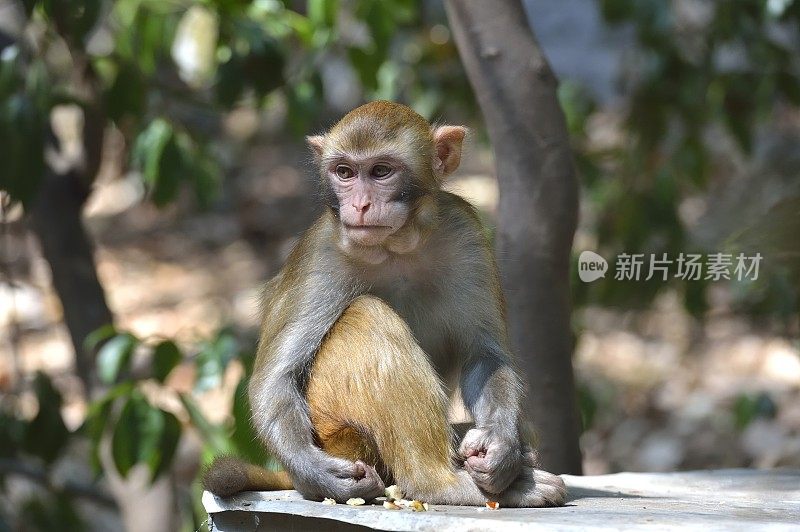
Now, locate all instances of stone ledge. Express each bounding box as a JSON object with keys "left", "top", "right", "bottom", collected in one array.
[{"left": 203, "top": 469, "right": 800, "bottom": 531}]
